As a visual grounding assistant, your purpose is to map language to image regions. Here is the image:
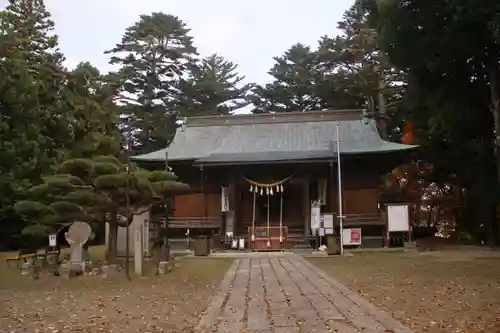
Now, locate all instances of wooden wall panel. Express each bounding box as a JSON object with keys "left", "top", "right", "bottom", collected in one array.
[
  {"left": 173, "top": 193, "right": 203, "bottom": 218},
  {"left": 206, "top": 193, "right": 221, "bottom": 217},
  {"left": 343, "top": 188, "right": 379, "bottom": 214},
  {"left": 173, "top": 192, "right": 221, "bottom": 218},
  {"left": 240, "top": 189, "right": 252, "bottom": 221},
  {"left": 283, "top": 189, "right": 303, "bottom": 230}
]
